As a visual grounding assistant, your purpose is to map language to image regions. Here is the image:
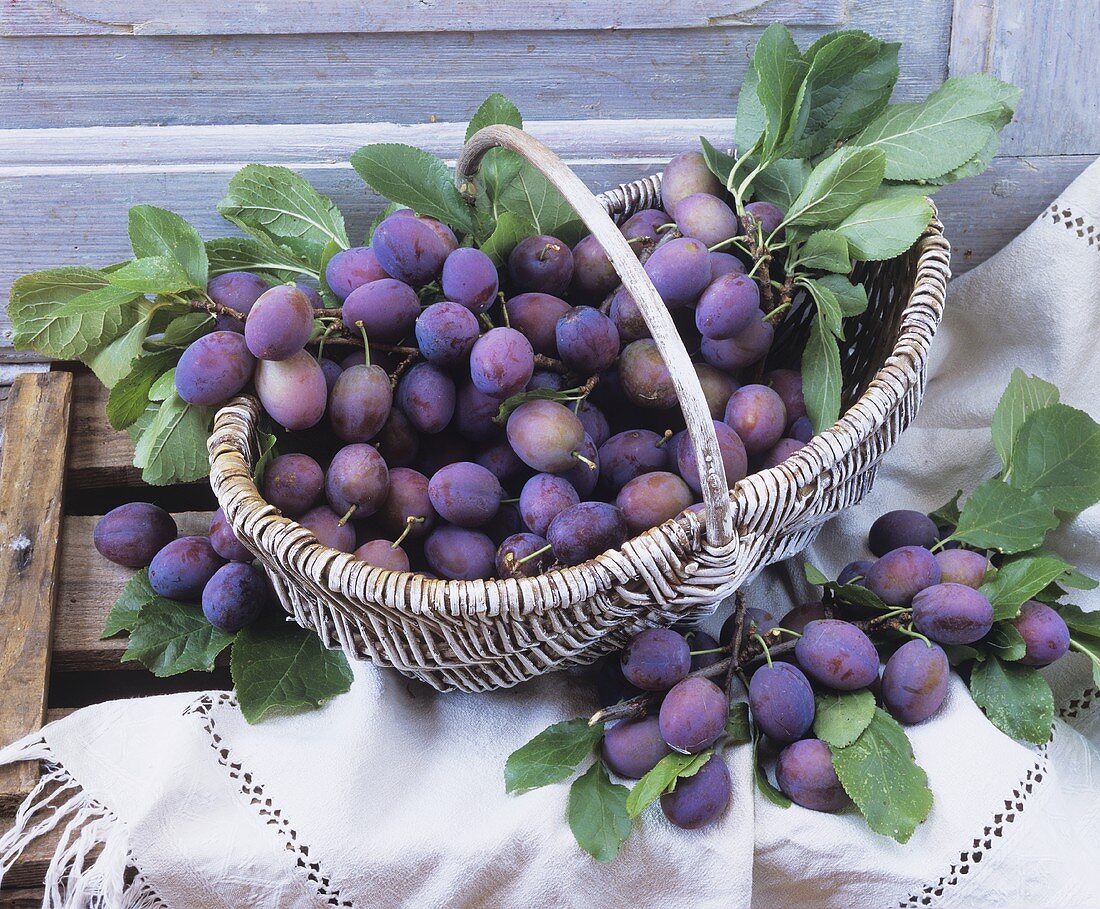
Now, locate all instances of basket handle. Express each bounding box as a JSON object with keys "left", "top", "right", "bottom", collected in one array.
[{"left": 456, "top": 125, "right": 735, "bottom": 549}]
